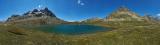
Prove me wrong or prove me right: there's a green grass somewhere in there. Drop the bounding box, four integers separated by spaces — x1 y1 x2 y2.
0 22 160 45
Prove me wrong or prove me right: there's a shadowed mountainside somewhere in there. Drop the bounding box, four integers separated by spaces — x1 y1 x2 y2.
6 7 66 25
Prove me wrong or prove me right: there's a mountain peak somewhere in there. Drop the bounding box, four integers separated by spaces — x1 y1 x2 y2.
6 7 59 23
106 6 144 21
44 7 49 11
40 7 56 17
117 6 130 12
22 7 56 17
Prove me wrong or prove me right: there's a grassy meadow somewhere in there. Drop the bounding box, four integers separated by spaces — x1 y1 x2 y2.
0 21 160 45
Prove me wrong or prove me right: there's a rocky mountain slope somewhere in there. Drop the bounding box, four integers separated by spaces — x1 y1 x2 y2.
6 7 66 25
106 6 144 21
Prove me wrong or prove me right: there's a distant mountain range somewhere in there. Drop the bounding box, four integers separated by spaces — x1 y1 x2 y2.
83 6 160 24
6 7 66 25
5 7 160 25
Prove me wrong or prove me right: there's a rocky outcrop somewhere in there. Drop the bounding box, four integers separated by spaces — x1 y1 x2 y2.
6 7 66 24
106 6 144 21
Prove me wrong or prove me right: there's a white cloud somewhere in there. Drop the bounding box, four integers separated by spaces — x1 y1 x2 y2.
38 5 42 8
80 3 85 6
157 13 160 16
77 0 81 4
77 0 85 6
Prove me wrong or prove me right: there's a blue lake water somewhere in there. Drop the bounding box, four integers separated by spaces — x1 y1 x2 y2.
34 24 110 35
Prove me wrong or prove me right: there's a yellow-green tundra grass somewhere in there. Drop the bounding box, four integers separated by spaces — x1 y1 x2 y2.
0 22 160 45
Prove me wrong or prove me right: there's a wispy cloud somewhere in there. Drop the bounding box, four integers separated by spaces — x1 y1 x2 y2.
77 0 81 4
77 0 85 6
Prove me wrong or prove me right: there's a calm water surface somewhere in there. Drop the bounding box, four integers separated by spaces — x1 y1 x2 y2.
34 24 110 35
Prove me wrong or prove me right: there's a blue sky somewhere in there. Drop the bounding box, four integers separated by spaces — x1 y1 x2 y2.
0 0 160 21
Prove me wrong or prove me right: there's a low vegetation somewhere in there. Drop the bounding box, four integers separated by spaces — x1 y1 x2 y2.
0 21 160 45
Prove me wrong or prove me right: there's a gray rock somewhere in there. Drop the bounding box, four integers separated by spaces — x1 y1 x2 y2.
6 7 66 25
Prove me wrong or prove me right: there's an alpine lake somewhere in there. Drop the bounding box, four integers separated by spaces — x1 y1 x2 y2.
29 24 111 35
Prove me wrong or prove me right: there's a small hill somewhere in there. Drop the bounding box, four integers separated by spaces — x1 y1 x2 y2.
6 7 66 25
82 17 104 23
